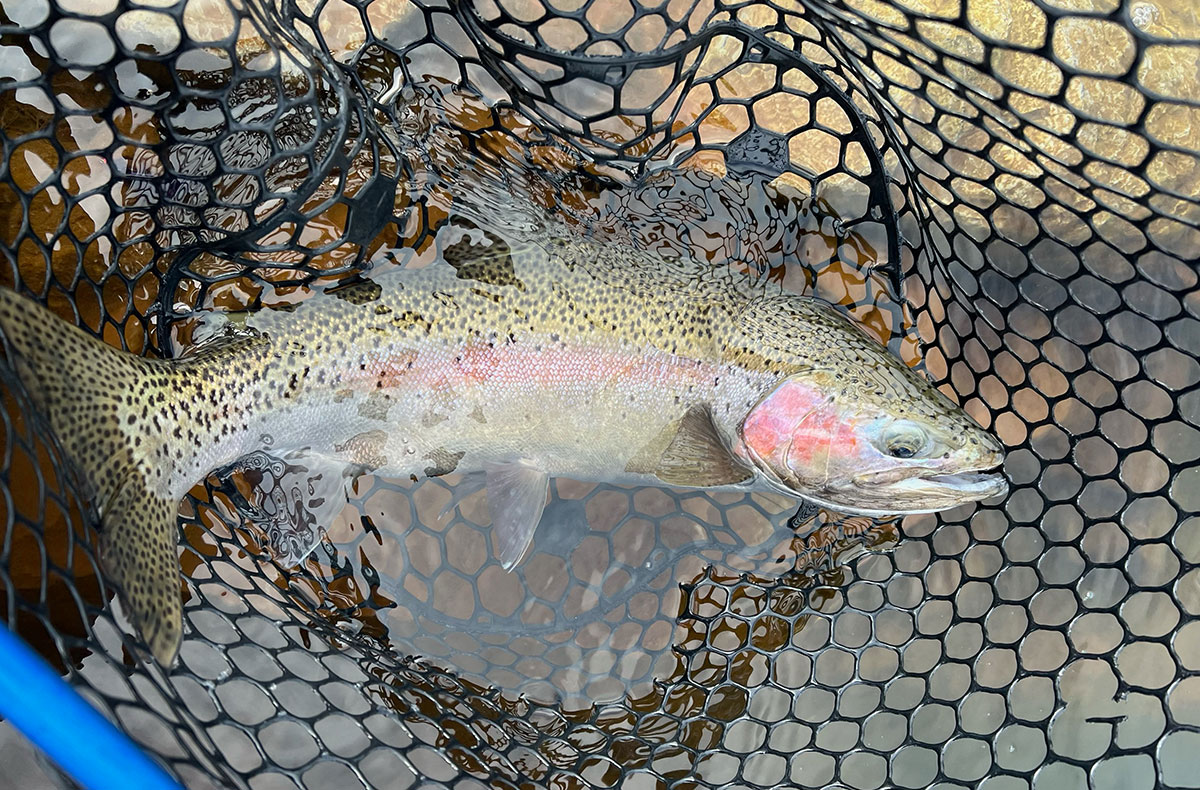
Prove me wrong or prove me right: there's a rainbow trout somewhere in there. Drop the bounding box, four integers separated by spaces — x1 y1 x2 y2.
0 225 1005 665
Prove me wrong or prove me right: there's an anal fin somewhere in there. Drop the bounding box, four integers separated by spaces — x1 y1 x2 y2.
484 460 549 570
101 472 183 667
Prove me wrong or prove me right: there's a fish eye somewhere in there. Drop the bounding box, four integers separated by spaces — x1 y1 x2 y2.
882 422 929 459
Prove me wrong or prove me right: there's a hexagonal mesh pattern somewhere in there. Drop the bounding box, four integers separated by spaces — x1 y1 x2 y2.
1 0 1197 788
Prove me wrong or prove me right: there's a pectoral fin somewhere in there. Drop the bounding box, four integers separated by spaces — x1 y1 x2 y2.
484 460 550 570
628 404 754 487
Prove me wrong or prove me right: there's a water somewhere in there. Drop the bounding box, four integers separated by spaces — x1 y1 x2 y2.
1 1 1196 787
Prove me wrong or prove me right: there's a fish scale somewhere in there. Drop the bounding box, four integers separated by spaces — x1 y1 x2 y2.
0 222 1003 666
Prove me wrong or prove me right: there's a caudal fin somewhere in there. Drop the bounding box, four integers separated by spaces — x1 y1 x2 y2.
0 289 184 665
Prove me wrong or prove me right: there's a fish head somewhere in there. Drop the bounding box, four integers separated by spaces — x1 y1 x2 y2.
735 371 1007 515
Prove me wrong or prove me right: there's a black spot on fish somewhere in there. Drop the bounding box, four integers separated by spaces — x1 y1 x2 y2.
470 287 505 303
391 311 431 333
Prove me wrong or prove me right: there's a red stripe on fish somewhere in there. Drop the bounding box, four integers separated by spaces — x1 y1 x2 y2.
359 340 714 398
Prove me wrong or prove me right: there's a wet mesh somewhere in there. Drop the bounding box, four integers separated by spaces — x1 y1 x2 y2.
1 0 1198 788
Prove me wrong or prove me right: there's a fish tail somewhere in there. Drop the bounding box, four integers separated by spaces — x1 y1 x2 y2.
0 289 184 665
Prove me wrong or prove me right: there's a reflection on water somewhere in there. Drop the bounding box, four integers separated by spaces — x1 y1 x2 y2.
0 29 914 357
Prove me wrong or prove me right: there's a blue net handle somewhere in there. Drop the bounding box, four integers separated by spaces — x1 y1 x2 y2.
0 623 181 790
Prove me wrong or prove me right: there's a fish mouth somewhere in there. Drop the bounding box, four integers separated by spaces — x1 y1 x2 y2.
888 471 1009 497
820 465 1009 515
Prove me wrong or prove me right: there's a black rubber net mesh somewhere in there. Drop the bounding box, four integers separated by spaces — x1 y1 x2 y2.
0 0 1198 787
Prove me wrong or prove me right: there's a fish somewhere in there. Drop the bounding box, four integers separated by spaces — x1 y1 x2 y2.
0 220 1006 666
